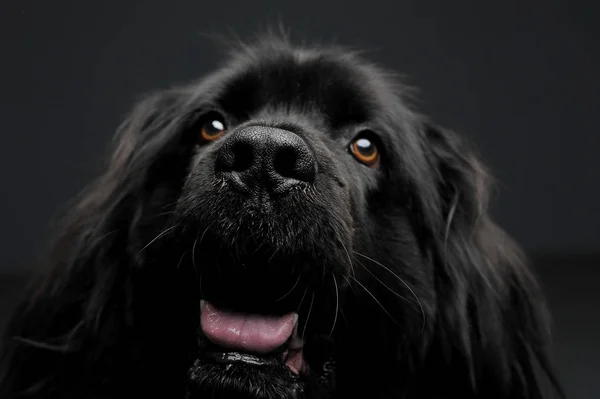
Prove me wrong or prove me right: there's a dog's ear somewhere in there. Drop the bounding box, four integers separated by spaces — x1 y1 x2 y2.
0 88 192 397
417 122 563 398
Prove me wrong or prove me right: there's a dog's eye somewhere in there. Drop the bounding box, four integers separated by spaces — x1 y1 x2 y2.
200 115 227 143
350 136 380 167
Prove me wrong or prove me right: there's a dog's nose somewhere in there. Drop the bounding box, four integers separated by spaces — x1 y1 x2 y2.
215 125 316 194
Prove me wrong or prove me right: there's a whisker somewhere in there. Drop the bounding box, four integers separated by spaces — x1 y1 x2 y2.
176 251 187 269
328 274 339 338
268 247 281 264
353 251 426 334
192 235 200 276
338 239 356 279
198 223 213 244
143 210 176 220
301 292 315 341
137 225 177 254
349 275 401 326
157 199 180 211
296 287 309 314
342 275 356 295
353 256 412 304
339 306 348 325
191 223 213 273
90 229 120 246
12 337 71 353
300 292 315 364
276 275 301 302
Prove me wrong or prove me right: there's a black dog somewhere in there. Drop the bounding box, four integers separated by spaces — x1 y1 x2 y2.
0 36 562 399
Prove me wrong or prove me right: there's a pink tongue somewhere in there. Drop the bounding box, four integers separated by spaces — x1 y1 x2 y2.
200 301 297 354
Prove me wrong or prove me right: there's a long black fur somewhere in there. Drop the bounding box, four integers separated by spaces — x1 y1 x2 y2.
0 34 563 399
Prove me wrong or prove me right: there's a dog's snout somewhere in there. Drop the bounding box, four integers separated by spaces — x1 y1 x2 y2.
215 126 316 193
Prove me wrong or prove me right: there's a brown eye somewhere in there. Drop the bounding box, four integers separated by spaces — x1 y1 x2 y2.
350 136 380 167
200 116 226 142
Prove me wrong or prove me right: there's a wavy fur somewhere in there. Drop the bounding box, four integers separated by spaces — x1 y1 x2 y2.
0 35 562 399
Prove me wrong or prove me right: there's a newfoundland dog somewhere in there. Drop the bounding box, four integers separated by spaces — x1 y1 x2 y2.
0 35 562 399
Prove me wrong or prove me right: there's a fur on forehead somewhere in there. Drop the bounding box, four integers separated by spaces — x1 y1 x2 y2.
186 35 418 129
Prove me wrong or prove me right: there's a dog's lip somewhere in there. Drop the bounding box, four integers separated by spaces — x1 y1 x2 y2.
201 346 306 375
205 351 281 367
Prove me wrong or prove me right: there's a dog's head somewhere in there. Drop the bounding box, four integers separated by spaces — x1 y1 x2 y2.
0 36 562 399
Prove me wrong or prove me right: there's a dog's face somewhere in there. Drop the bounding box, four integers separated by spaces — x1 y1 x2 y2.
172 43 425 398
0 38 561 399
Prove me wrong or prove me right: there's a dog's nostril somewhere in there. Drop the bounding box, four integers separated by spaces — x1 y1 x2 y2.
216 141 254 173
273 147 315 183
230 142 253 172
273 148 297 179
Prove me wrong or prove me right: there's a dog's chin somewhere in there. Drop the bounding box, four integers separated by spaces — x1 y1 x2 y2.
186 356 304 399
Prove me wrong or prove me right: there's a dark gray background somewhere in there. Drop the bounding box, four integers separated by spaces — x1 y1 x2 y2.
0 1 598 398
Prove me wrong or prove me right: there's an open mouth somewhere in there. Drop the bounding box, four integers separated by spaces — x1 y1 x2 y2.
186 274 338 398
198 300 307 375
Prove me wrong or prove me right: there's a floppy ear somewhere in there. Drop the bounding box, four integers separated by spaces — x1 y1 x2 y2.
416 122 563 398
0 88 196 398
